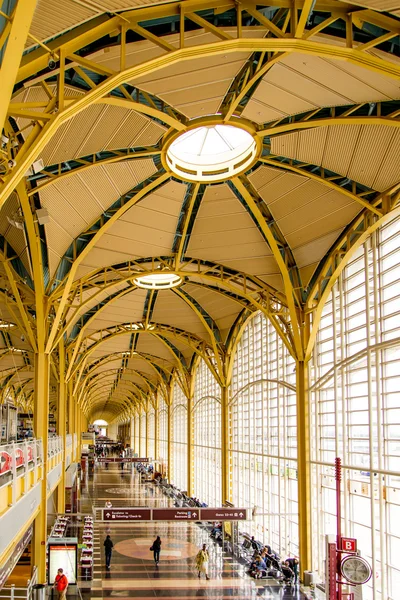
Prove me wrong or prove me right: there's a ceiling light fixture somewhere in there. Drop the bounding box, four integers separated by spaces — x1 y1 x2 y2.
133 272 182 290
165 123 258 183
0 320 16 329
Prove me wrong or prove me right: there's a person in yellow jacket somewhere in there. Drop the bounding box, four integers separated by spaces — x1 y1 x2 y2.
195 544 210 580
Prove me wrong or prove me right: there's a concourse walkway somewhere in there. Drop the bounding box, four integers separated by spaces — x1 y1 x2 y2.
77 463 309 600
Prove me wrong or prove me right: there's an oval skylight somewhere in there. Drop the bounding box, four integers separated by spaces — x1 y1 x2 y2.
166 124 257 182
133 272 182 290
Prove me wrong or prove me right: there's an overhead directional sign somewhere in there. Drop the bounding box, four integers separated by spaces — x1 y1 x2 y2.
103 508 151 521
153 508 199 521
201 508 247 521
100 507 248 521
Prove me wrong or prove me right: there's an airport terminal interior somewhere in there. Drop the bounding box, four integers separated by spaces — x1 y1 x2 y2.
0 0 399 599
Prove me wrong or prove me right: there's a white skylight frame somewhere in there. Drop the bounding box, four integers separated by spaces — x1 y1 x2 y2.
133 272 182 290
166 124 257 182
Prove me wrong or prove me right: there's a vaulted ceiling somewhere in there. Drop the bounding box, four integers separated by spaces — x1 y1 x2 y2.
1 0 400 422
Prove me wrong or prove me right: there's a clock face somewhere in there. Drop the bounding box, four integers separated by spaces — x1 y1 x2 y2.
340 556 372 585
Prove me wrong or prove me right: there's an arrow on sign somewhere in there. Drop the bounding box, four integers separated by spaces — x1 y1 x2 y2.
106 513 110 518
193 512 197 518
239 512 243 517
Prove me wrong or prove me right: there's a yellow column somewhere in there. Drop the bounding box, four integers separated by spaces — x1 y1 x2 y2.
32 351 50 584
138 411 142 455
57 340 66 513
220 384 231 504
187 393 194 495
296 359 311 577
0 0 38 133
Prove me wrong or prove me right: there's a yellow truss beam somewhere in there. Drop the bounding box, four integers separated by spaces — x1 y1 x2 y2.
0 0 37 133
4 37 400 211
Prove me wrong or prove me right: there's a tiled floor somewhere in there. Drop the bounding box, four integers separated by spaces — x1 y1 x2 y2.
75 463 311 600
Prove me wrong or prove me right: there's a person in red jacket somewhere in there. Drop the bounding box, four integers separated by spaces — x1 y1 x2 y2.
53 568 68 599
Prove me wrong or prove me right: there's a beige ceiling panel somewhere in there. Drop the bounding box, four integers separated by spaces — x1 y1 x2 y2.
241 98 286 124
75 161 140 206
300 263 319 289
250 79 317 116
246 165 282 190
39 121 73 166
46 176 105 225
221 256 279 276
296 127 328 166
257 171 305 205
95 233 172 256
194 212 260 235
78 247 145 275
322 125 361 175
280 54 392 103
76 105 129 157
270 132 298 159
43 105 105 165
161 80 230 110
265 63 350 108
105 110 153 149
133 121 167 147
276 191 356 236
195 198 245 219
347 125 396 189
152 290 209 339
292 228 344 268
373 129 400 191
285 204 361 248
324 57 400 99
29 0 95 46
120 205 179 231
268 180 332 220
188 227 265 251
258 274 284 291
179 99 225 119
183 284 243 319
89 42 165 72
193 241 273 263
127 159 158 187
135 335 180 364
106 219 175 248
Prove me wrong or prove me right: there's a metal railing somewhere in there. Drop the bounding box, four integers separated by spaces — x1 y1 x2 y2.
0 567 38 600
47 436 63 458
0 440 43 488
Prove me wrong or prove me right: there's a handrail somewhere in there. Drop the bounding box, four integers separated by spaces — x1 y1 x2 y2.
0 440 43 485
0 567 38 600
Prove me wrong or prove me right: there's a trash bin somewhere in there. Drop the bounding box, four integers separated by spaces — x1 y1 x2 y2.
303 571 314 586
32 583 47 600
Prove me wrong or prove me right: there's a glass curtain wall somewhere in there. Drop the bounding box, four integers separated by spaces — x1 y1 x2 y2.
140 413 146 457
193 359 222 506
230 312 298 557
310 216 400 600
158 392 168 472
171 381 188 491
147 408 155 461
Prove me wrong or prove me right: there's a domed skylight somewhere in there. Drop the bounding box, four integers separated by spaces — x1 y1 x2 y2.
166 124 257 182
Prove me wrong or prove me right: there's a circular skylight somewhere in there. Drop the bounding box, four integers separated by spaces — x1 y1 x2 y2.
133 272 182 290
166 124 257 182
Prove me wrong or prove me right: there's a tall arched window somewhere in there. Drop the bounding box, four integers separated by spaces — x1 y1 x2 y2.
230 312 298 557
310 216 400 600
147 408 155 461
193 359 221 506
158 392 168 473
140 413 146 457
172 381 188 491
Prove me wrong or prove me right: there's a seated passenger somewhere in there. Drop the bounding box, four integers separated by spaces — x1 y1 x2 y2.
281 561 295 583
251 555 267 579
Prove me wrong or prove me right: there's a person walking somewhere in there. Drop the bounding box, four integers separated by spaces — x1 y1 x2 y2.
104 534 114 570
53 568 68 599
151 535 162 565
195 544 210 580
